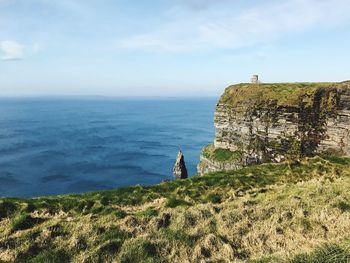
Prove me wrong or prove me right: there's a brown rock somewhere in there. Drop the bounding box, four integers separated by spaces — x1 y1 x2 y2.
173 151 188 179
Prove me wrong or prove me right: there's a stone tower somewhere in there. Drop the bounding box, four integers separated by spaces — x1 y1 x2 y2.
251 75 259 84
173 151 188 179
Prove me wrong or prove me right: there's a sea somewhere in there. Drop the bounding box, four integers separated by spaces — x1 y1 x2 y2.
0 97 217 197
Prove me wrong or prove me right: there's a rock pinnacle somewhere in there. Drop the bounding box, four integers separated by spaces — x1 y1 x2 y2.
173 151 188 179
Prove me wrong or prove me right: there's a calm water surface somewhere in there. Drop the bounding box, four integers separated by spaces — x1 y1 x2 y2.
0 98 216 197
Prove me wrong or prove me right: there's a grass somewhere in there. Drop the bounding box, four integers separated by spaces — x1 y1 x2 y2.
219 82 350 112
29 250 70 263
11 213 45 232
335 201 350 213
136 208 159 218
101 226 129 242
0 156 350 262
114 208 128 219
160 228 198 247
118 238 160 263
288 242 350 263
165 198 192 208
204 193 222 204
0 201 18 220
202 144 242 162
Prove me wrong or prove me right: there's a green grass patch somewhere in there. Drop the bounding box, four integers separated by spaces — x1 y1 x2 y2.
11 213 46 232
136 208 158 218
322 155 350 165
161 228 198 246
29 249 70 263
87 237 126 262
102 226 129 242
299 218 313 232
289 242 350 263
0 200 19 219
115 208 128 219
1 156 348 212
335 201 350 213
119 238 160 263
202 144 242 162
204 193 222 204
165 197 192 208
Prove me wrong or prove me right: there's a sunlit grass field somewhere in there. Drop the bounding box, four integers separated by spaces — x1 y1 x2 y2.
1 156 350 262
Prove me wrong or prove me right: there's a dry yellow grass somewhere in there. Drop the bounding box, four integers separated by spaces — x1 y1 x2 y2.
0 157 350 262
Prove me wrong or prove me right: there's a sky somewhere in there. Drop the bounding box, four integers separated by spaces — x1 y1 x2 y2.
0 0 350 97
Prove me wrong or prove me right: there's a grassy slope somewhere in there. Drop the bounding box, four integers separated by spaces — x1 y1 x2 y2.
0 156 350 262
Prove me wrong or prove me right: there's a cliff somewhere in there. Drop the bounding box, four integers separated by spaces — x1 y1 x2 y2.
198 81 350 174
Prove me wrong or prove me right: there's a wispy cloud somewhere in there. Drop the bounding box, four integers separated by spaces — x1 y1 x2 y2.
0 40 24 60
120 0 350 52
0 40 42 60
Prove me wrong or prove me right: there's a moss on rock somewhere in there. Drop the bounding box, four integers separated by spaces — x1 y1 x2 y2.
202 144 243 162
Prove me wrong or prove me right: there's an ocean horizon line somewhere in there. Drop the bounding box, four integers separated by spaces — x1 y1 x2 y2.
0 95 218 100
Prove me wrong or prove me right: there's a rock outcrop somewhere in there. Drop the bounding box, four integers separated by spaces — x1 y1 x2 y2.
173 151 188 179
198 81 350 175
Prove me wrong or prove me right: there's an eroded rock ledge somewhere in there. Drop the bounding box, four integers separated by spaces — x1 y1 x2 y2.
198 81 350 175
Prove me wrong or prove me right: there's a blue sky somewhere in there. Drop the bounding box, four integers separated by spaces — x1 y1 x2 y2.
0 0 350 97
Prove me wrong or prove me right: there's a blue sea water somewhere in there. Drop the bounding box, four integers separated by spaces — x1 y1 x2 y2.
0 97 217 197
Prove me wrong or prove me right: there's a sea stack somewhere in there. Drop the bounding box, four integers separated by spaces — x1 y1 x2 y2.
173 151 188 179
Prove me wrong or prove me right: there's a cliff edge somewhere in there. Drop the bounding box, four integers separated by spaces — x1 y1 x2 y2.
198 81 350 174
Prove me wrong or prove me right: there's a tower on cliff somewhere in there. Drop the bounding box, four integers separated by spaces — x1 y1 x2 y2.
251 75 259 84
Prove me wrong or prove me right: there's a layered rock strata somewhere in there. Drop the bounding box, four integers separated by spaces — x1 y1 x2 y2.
198 81 350 175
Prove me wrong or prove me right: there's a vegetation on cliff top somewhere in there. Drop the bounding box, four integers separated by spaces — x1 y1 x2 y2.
219 81 350 111
1 156 350 262
202 143 242 162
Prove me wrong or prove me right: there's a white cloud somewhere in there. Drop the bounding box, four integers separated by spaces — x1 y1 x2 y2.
0 40 43 61
120 0 350 52
0 40 24 60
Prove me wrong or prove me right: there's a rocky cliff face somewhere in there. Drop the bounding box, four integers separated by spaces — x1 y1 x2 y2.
198 81 350 174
